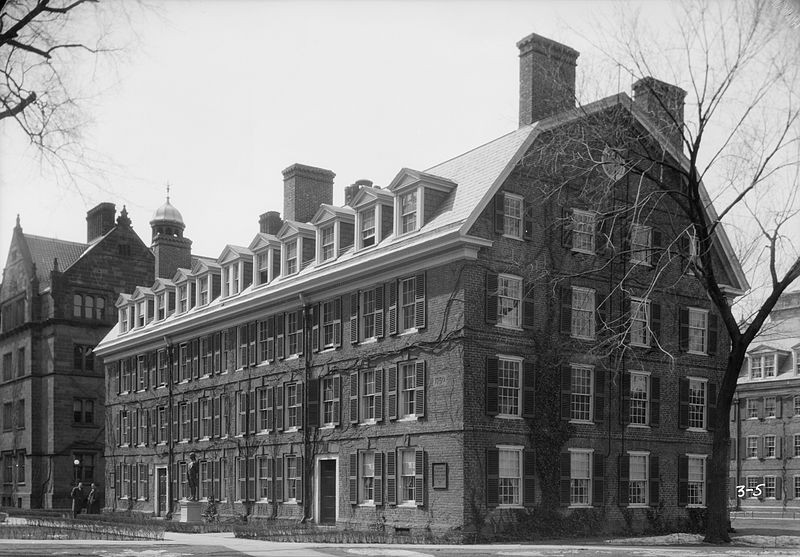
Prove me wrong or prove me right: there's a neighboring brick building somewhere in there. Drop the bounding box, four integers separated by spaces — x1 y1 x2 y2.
0 206 153 508
94 33 748 533
730 291 800 509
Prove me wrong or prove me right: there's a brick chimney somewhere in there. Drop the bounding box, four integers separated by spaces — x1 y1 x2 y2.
282 164 335 223
517 33 579 126
259 211 283 234
86 202 116 242
632 77 686 152
345 179 372 207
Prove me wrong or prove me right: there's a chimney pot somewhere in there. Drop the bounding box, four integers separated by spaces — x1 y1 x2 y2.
86 202 116 242
259 211 283 235
517 33 579 126
282 163 335 223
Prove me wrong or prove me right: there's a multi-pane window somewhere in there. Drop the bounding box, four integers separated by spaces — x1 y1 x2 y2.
236 457 255 502
362 289 376 339
180 403 190 441
257 457 270 500
399 449 416 503
747 399 758 418
136 300 146 327
237 392 248 435
630 225 652 264
156 293 166 320
497 275 522 328
497 357 521 417
795 395 800 416
138 463 148 499
400 277 416 331
570 365 593 422
361 451 375 503
72 398 94 426
287 312 302 356
320 225 335 261
178 285 188 313
795 477 800 499
498 447 522 506
201 398 211 438
765 355 776 377
258 319 274 363
400 362 417 418
16 348 24 377
746 436 758 458
630 298 650 347
361 369 377 421
73 294 105 319
569 450 592 506
688 379 706 429
285 455 299 501
257 252 269 285
628 453 648 506
119 307 129 332
119 410 129 445
503 194 523 239
322 377 336 426
765 397 777 418
687 308 708 354
286 240 298 275
286 383 300 429
360 208 376 248
764 476 776 498
199 276 209 305
257 388 269 432
629 372 649 425
73 344 95 372
687 455 706 506
1 353 10 381
764 435 776 458
571 210 596 253
158 407 167 443
400 191 417 234
322 300 337 348
750 354 778 379
1 403 11 431
571 287 595 339
792 434 800 458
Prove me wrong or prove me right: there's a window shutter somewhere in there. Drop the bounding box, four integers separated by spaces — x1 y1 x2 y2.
296 309 305 356
523 450 536 506
707 383 717 431
374 368 384 422
386 450 397 506
192 400 199 440
266 458 274 503
387 281 398 335
350 292 359 345
559 452 571 506
311 304 320 353
307 378 319 428
275 386 284 432
494 193 505 235
651 229 662 262
559 286 572 334
172 403 179 441
249 391 257 434
649 456 660 506
387 366 398 421
333 297 342 347
296 382 304 431
349 453 358 505
275 456 283 502
560 364 572 420
522 281 535 329
776 396 783 419
486 357 499 416
678 378 689 429
650 376 660 427
594 370 605 424
592 454 604 507
149 407 157 445
776 435 783 459
265 386 274 433
595 291 607 335
485 273 498 325
295 456 303 503
375 286 385 338
415 361 426 418
414 273 426 329
561 207 573 248
414 448 425 507
522 361 535 418
486 449 499 508
708 313 719 355
276 313 285 360
618 455 629 506
332 375 341 426
621 373 631 425
115 462 121 495
678 308 689 351
523 200 534 241
349 372 359 424
374 452 384 506
249 322 257 366
776 477 783 500
650 302 661 346
192 339 200 379
677 455 688 506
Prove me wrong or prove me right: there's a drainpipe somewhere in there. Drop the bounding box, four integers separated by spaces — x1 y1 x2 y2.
164 337 175 519
300 294 312 523
734 396 741 511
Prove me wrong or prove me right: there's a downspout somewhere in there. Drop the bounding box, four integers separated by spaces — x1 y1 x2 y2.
734 396 741 511
300 294 312 523
164 337 175 519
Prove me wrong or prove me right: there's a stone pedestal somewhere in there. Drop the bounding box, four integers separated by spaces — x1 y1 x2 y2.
180 500 202 523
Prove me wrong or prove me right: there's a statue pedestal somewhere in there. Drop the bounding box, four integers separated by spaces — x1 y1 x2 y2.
180 500 202 523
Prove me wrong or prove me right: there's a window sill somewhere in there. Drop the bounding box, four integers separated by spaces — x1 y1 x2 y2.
358 502 376 507
399 329 419 336
178 440 189 445
397 502 417 508
361 338 378 345
687 504 706 509
320 347 337 353
627 424 651 429
285 355 299 361
495 324 523 332
498 504 525 509
687 427 707 433
687 350 707 356
360 419 379 426
398 416 418 423
570 419 595 425
496 415 523 420
501 233 523 241
285 427 299 433
571 248 596 256
569 503 592 509
571 334 596 341
630 342 650 349
319 425 336 430
628 504 649 509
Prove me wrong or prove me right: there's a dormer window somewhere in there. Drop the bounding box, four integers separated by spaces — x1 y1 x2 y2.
749 353 777 379
198 276 209 306
251 244 281 286
400 190 418 234
320 225 335 262
178 285 188 313
136 300 145 328
156 293 166 320
256 253 269 284
360 209 376 247
286 240 298 275
119 307 129 333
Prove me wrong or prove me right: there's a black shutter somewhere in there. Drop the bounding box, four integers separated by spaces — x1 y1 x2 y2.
386 450 397 506
678 378 689 429
486 357 499 416
559 286 572 335
708 313 719 355
333 297 342 347
677 455 688 506
559 452 571 506
650 376 660 427
594 369 605 423
275 456 283 503
413 273 426 330
276 313 285 360
265 387 274 433
387 366 398 421
523 450 536 506
349 372 359 424
678 308 689 351
275 385 284 432
560 364 572 420
486 449 499 508
307 378 319 428
486 273 498 325
374 286 385 338
374 452 384 506
618 455 629 507
650 302 661 346
707 382 717 431
522 281 535 329
414 361 426 418
311 304 320 353
350 292 359 345
561 207 573 248
621 373 631 425
494 192 505 235
592 454 604 507
374 368 384 422
649 456 660 507
414 448 425 507
523 200 534 241
387 280 398 336
651 229 662 263
522 361 535 418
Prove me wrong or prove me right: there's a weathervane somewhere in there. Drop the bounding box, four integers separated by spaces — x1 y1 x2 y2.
166 182 171 203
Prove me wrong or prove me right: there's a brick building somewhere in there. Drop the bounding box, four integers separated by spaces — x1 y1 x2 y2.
730 291 800 509
0 205 153 508
94 33 748 533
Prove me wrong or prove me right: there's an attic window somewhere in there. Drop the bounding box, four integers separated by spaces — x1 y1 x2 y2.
399 190 418 234
360 209 376 247
320 225 335 261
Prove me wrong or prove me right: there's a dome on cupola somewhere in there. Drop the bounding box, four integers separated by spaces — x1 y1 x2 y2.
150 186 186 239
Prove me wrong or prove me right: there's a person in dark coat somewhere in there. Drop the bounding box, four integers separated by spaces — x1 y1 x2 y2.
86 483 100 514
70 482 85 518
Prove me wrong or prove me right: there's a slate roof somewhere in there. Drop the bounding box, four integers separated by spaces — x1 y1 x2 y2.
23 233 88 289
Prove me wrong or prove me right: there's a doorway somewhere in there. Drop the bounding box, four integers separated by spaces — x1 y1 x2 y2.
318 459 337 525
156 467 167 516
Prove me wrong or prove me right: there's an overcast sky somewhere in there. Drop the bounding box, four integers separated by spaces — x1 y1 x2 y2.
0 0 733 272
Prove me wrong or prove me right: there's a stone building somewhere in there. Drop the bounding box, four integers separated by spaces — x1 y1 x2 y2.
0 205 153 508
730 291 800 509
94 33 748 533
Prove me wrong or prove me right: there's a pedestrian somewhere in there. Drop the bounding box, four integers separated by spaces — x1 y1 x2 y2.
70 482 85 518
86 483 99 514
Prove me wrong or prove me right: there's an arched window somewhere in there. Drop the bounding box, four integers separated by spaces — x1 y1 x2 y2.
73 295 83 317
95 297 105 320
84 296 94 319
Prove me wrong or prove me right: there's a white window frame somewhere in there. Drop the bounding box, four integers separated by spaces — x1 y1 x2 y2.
629 371 650 427
570 364 594 423
285 455 299 502
503 193 524 240
399 276 417 332
571 286 595 340
496 274 522 329
321 300 336 349
746 399 758 419
360 451 375 505
119 307 129 333
571 209 596 254
178 285 188 313
360 369 377 422
627 451 649 507
630 298 651 347
794 434 800 458
630 224 652 265
286 383 300 430
764 476 777 499
764 435 776 458
358 206 377 249
687 377 707 430
198 275 209 306
687 308 708 355
361 289 377 340
255 251 270 286
746 436 758 458
497 445 523 508
764 396 777 418
399 448 416 505
496 356 523 418
397 188 422 235
319 223 336 263
569 448 593 507
399 361 417 419
284 239 299 276
795 476 800 499
321 376 336 427
686 453 707 507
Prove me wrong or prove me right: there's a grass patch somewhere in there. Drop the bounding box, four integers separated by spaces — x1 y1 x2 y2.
232 520 462 544
0 517 164 541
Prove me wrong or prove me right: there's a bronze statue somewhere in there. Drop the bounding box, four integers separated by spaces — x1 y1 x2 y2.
187 453 199 501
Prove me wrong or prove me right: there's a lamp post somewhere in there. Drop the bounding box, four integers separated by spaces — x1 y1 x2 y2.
73 459 81 484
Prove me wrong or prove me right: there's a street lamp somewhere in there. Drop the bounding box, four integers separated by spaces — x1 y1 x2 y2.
73 459 80 484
